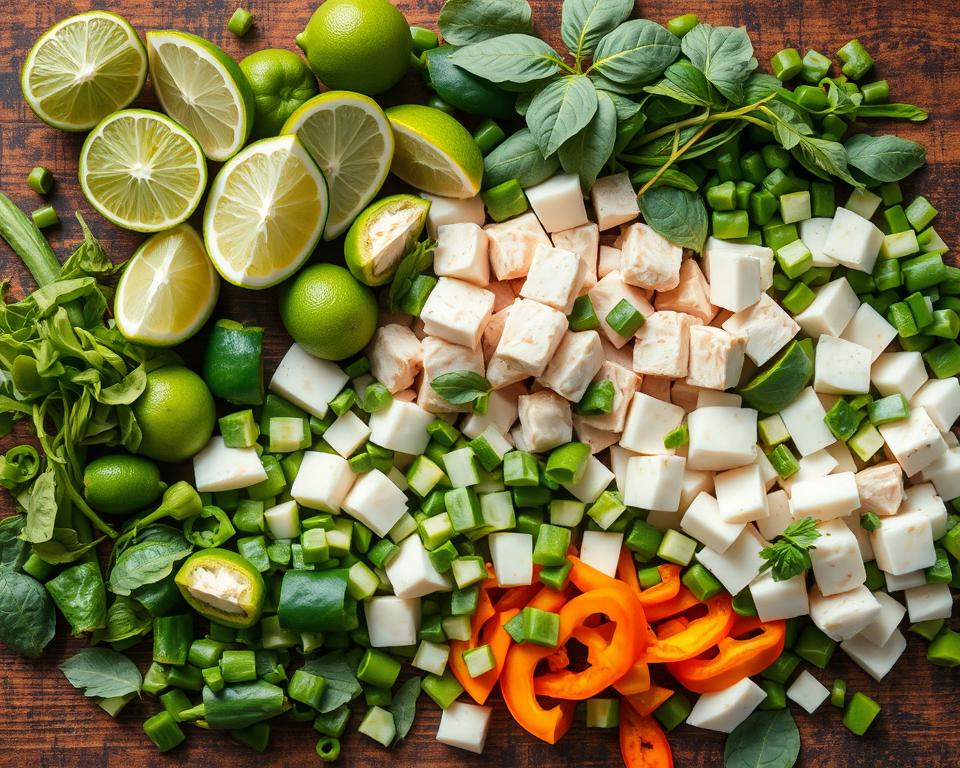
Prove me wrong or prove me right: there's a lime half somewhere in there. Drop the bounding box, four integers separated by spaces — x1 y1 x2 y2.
203 135 329 289
115 224 219 346
79 109 207 233
283 91 394 240
21 11 147 132
344 194 430 286
147 30 254 162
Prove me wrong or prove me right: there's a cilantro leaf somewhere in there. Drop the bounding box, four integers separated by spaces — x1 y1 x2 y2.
758 517 821 582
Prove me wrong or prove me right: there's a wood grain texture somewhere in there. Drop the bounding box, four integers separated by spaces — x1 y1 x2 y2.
1 0 959 766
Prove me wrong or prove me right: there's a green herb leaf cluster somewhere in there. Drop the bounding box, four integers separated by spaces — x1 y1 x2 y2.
758 517 821 582
430 371 492 404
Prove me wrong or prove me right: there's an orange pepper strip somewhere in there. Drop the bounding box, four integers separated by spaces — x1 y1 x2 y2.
642 595 735 664
643 586 700 623
637 565 683 608
624 686 675 717
568 556 648 659
667 616 786 693
492 582 543 612
448 586 500 703
616 548 644 598
546 646 570 673
501 642 576 744
526 585 568 612
613 659 652 695
655 617 689 639
620 700 674 768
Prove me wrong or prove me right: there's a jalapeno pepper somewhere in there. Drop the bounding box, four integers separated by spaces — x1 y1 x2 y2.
642 595 735 664
620 702 674 768
175 549 265 629
501 641 576 744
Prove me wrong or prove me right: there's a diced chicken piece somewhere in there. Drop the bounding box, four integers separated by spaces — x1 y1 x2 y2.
573 417 620 454
538 330 604 402
779 449 839 494
809 519 867 596
421 193 485 239
587 271 655 348
578 361 638 433
904 582 953 623
520 243 586 311
579 530 624 578
755 489 795 542
562 454 615 503
270 344 349 418
814 336 872 395
871 351 928 399
799 217 838 267
686 326 747 391
485 353 529 390
419 277 494 350
517 390 572 453
552 223 599 290
879 407 947 477
840 303 897 362
365 596 420 648
599 335 634 370
194 437 268 492
487 280 517 312
481 303 513 364
367 324 423 394
590 173 640 231
794 278 859 338
687 406 758 472
385 533 451 598
911 378 960 433
855 462 904 516
620 392 685 455
433 223 490 286
418 336 485 414
823 207 884 273
786 671 831 714
722 293 799 366
485 213 551 281
619 223 682 292
623 455 686 511
655 258 716 324
633 311 701 379
597 245 621 279
525 173 589 233
809 584 882 642
436 702 492 755
494 298 568 377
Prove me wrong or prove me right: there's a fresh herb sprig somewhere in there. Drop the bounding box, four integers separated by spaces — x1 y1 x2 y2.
758 517 821 582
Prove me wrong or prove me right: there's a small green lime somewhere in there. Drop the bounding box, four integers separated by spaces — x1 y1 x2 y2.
83 454 166 516
240 49 318 139
739 339 814 414
132 366 216 462
344 194 430 286
203 320 265 405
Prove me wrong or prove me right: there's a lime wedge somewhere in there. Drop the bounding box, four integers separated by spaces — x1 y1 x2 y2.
115 224 219 346
385 104 484 199
79 109 207 233
739 339 814 414
344 194 430 286
282 91 394 240
21 11 147 132
146 30 254 162
203 135 328 289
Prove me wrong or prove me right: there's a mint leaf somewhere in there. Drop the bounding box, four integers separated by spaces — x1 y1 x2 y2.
561 0 633 63
527 75 598 156
590 19 680 89
438 0 532 46
451 34 564 85
430 371 492 405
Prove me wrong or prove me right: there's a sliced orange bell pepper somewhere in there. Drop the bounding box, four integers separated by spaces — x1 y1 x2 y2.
613 658 652 695
667 615 786 693
643 586 700 623
546 646 570 673
624 685 675 717
448 586 501 704
642 595 735 664
501 641 575 744
568 556 647 659
616 548 643 598
526 585 568 612
620 701 674 768
493 583 542 612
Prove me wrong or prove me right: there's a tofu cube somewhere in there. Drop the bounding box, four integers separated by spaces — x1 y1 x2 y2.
786 671 830 714
859 591 906 647
904 582 953 622
687 406 758 471
193 437 268 492
369 399 435 454
436 702 492 754
520 243 586 311
368 324 423 394
619 392 685 455
579 530 624 578
587 271 655 348
462 385 522 438
722 293 799 366
494 298 568 376
871 351 929 399
291 451 357 512
884 569 927 592
655 258 717 324
840 303 897 363
488 532 533 586
385 533 453 599
562 454 615 503
572 417 620 454
597 244 621 279
552 223 599 289
901 482 949 539
342 468 409 536
871 509 937 575
799 217 838 267
421 193 485 239
695 525 767 595
680 492 745 554
526 173 589 233
911 377 960 433
578 361 638 433
756 489 794 540
620 223 682 291
779 387 836 457
855 462 904 516
793 278 860 338
813 336 872 395
419 277 495 349
633 311 700 378
749 570 810 622
270 343 349 418
485 353 529 390
623 455 686 511
703 238 774 292
809 584 882 641
840 629 907 682
538 330 604 401
809 519 866 596
789 472 860 522
879 406 947 476
366 596 420 648
434 223 489 286
707 249 762 312
485 212 550 280
323 410 372 458
591 173 640 231
517 390 572 453
823 207 885 273
686 678 767 733
686 326 747 391
779 449 838 494
714 463 769 523
419 335 485 414
921 448 960 507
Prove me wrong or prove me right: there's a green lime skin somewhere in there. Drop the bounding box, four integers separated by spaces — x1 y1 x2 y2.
83 453 166 516
240 49 318 139
175 548 265 628
203 319 265 405
131 366 216 463
424 45 517 120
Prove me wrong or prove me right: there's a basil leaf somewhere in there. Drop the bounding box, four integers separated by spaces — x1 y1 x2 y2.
430 371 492 405
46 560 107 636
561 0 633 62
391 676 421 744
484 128 561 188
438 0 532 45
60 647 142 699
19 464 57 544
31 527 105 565
107 532 193 596
302 652 363 713
0 569 56 657
450 34 564 85
856 103 928 121
100 595 153 643
590 20 679 90
743 73 781 103
724 709 801 768
639 186 708 252
681 23 758 104
527 75 599 156
630 167 700 192
559 90 618 189
844 134 927 182
0 514 27 571
823 80 862 115
793 136 860 186
657 60 716 106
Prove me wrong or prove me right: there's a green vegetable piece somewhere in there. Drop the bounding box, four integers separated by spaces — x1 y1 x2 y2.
776 239 813 279
781 282 816 314
202 679 286 729
732 589 758 617
795 625 837 669
758 679 786 710
544 442 589 484
421 669 463 709
843 692 881 735
143 710 185 752
706 180 737 211
567 294 600 331
153 614 192 666
503 450 539 487
739 339 813 413
836 39 874 80
27 166 54 195
277 569 357 633
761 650 801 684
866 394 910 426
666 13 699 37
228 7 253 36
31 204 58 229
801 49 832 83
576 379 615 415
625 519 664 562
533 523 571 567
539 559 573 591
45 561 107 636
905 195 938 230
657 529 697 566
654 690 691 730
681 564 724 601
824 399 866 441
175 548 265 629
924 341 960 378
712 209 749 239
909 619 946 641
771 47 803 80
472 119 505 155
482 179 528 222
221 649 257 683
605 298 645 336
749 189 779 226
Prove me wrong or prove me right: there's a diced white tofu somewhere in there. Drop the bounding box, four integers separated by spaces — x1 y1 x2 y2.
323 411 371 458
270 343 349 418
901 483 949 539
696 525 767 595
193 437 268 492
633 311 700 378
462 384 522 438
702 238 774 292
714 463 769 523
436 701 492 754
620 223 682 292
749 570 810 622
809 518 866 596
421 193 485 239
756 490 794 540
572 417 620 454
494 298 568 376
779 387 835 457
859 591 906 647
840 629 907 681
655 258 717 324
681 492 744 553
884 569 927 592
904 582 953 622
754 448 779 491
722 293 799 367
687 406 758 471
538 330 604 402
517 390 572 453
591 173 640 231
597 244 621 279
879 407 947 476
871 351 928 399
790 472 860 522
799 217 838 267
386 533 453 599
921 448 960 505
814 336 872 395
368 324 423 394
686 326 746 391
562 454 615 503
434 223 490 286
488 532 533 586
520 243 586 311
419 277 494 349
291 451 357 512
911 378 960 433
419 335 485 414
623 455 686 511
707 249 761 312
793 278 859 338
588 271 655 348
342 468 408 536
855 462 904 516
871 508 937 575
686 678 767 733
579 530 624 578
780 449 839 494
786 671 830 714
845 512 876 562
620 392 685 455
679 467 715 512
809 584 882 641
264 500 299 539
840 303 897 363
552 223 599 289
485 213 550 281
366 596 420 648
823 207 885 273
369 399 434 454
525 173 588 233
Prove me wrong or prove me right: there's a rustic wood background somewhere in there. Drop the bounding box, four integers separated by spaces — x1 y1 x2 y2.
1 0 959 765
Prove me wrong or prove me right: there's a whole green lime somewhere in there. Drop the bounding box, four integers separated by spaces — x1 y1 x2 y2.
132 366 216 462
240 49 318 139
295 0 411 96
83 454 166 516
279 263 378 360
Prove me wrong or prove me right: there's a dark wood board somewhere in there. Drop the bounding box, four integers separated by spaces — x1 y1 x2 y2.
1 0 959 765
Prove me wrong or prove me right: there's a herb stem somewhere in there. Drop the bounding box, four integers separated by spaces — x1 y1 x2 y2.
637 122 715 197
632 96 775 148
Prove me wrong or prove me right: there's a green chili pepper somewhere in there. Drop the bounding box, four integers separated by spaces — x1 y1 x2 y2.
277 569 358 633
200 680 287 729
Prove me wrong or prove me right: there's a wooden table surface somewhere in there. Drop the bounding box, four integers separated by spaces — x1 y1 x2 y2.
1 0 959 765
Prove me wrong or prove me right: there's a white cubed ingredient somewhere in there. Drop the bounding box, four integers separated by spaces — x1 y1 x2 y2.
619 392 685 455
884 569 927 592
572 418 619 454
826 441 858 475
579 362 638 433
264 501 300 539
517 390 572 453
859 591 906 647
814 336 872 395
697 391 742 409
488 532 533 587
291 451 357 512
790 472 860 522
756 490 794 540
525 173 589 233
823 207 885 273
695 526 767 596
686 326 747 391
323 411 371 458
597 244 622 279
686 678 767 734
722 293 799 366
562 454 615 503
368 324 423 394
342 469 409 536
494 298 568 375
749 570 810 622
809 584 882 641
707 249 761 312
434 223 490 286
779 449 839 494
421 193 485 239
270 343 349 418
436 701 492 755
786 671 830 714
369 399 435 454
714 463 769 523
901 483 949 539
620 223 682 292
679 467 715 512
921 448 960 505
366 596 420 648
911 377 960 433
538 330 604 402
413 640 450 676
588 271 655 348
591 173 640 231
840 303 897 363
579 530 624 578
386 533 453 599
799 217 838 267
419 277 494 349
904 582 953 622
623 455 686 512
553 222 599 289
779 387 835 457
871 351 928 398
855 462 904 516
793 278 859 338
462 385 521 438
418 336 485 414
633 311 700 378
840 629 907 682
520 243 586 311
871 508 937 576
485 219 547 281
485 354 528 390
681 492 744 554
687 406 758 471
754 448 779 491
702 238 774 293
608 443 634 495
845 512 876 562
655 258 717 324
193 437 268 492
879 407 947 477
809 518 866 596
